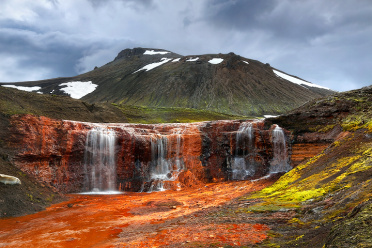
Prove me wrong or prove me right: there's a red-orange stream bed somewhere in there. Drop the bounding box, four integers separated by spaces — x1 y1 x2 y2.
0 180 272 247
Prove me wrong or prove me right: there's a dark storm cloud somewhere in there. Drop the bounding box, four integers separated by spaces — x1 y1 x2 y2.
0 0 371 91
200 0 372 91
204 0 276 30
203 0 333 41
0 28 86 80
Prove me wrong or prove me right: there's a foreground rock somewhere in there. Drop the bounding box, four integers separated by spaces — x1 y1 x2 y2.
0 158 64 218
0 174 21 185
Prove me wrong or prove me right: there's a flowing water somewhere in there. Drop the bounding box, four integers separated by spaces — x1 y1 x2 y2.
270 125 291 173
231 122 256 180
148 129 185 192
83 127 117 193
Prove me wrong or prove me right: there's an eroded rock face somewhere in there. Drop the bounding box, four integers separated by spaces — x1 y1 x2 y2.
8 115 296 193
8 115 91 192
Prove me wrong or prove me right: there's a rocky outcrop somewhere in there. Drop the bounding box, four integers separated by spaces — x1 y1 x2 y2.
8 115 91 192
7 115 296 193
0 174 21 185
325 199 372 247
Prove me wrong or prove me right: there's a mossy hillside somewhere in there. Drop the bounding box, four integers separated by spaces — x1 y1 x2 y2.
325 199 372 247
112 104 249 124
269 85 372 135
81 54 327 116
244 130 371 213
0 87 129 123
234 129 372 247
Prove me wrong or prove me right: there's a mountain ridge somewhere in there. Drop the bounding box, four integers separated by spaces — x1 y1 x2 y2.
0 47 335 116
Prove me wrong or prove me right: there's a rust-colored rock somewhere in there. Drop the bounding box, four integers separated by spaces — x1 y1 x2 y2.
6 114 315 194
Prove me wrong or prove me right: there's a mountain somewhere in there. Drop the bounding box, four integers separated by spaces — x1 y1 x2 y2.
0 47 334 116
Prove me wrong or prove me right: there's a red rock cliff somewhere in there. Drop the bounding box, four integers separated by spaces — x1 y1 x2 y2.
8 115 296 193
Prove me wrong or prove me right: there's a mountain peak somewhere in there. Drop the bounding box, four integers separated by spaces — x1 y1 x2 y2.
0 47 335 117
114 47 179 61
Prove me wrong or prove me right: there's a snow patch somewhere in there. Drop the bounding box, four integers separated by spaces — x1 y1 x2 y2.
172 58 181 62
242 61 249 64
144 50 170 55
59 81 98 99
208 58 224 64
133 58 172 73
264 115 278 118
1 85 41 92
186 57 199 62
273 69 330 90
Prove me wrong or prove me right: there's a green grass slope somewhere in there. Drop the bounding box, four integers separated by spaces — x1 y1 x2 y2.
0 87 246 124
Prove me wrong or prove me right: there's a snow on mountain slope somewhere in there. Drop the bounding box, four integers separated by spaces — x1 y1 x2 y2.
59 81 98 99
208 58 224 64
273 69 330 90
144 50 170 55
133 58 172 73
1 85 41 92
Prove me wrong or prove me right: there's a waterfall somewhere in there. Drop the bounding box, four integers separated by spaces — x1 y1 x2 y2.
270 125 291 173
231 122 256 180
151 136 171 181
83 127 117 192
148 129 184 192
173 128 185 173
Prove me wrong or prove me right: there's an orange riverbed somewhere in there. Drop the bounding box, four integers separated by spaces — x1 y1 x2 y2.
0 180 272 247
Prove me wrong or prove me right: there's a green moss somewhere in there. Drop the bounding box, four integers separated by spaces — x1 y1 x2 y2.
325 201 372 247
112 104 250 123
245 134 372 220
46 194 55 202
342 115 365 131
256 153 325 197
18 171 27 177
310 124 336 133
242 203 300 213
27 193 34 202
0 100 34 116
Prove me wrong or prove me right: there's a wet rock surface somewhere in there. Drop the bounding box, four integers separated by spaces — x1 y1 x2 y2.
6 116 293 194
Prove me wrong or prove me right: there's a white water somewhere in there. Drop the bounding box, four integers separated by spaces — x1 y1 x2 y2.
83 127 117 192
231 122 256 180
270 125 291 173
148 130 184 192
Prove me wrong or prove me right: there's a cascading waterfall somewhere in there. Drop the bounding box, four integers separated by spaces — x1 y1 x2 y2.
173 128 185 173
231 122 256 180
83 127 117 193
148 129 184 192
270 125 291 173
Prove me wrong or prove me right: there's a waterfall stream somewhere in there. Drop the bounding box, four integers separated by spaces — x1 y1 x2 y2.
148 129 184 192
231 122 256 180
269 125 291 173
79 121 290 193
83 127 117 193
231 122 291 180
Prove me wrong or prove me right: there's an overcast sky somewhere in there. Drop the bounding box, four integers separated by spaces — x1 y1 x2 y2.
0 0 371 92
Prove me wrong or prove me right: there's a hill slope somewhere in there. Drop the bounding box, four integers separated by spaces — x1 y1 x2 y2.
0 48 334 116
240 85 372 247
